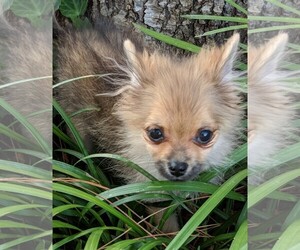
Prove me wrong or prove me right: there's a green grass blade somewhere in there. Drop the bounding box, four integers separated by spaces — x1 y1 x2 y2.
0 159 50 178
53 124 79 149
229 220 247 250
0 230 52 250
248 24 300 34
182 15 247 23
52 204 84 217
53 100 87 155
78 153 158 181
248 169 300 208
105 239 140 249
134 24 200 53
53 100 109 185
56 148 85 161
53 227 125 249
112 193 172 206
166 169 247 250
0 124 39 149
3 149 50 160
282 200 300 231
99 181 245 202
83 229 103 250
53 183 145 236
53 160 99 182
266 0 300 16
0 98 51 155
248 15 300 23
0 183 51 200
0 220 43 231
53 220 81 231
225 0 247 14
273 220 300 250
197 25 247 37
0 204 46 217
236 203 247 229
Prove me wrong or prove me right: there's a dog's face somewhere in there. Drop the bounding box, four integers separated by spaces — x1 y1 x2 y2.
140 71 221 181
115 35 242 182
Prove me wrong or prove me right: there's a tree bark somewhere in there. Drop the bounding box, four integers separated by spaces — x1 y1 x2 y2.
248 0 300 61
89 0 247 53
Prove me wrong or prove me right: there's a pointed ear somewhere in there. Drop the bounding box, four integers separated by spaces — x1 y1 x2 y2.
124 39 138 68
218 33 240 81
250 33 288 77
123 39 143 87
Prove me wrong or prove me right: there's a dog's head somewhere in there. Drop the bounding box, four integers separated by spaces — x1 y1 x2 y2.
115 35 242 182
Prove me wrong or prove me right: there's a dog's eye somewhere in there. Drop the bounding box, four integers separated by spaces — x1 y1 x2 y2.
195 129 213 144
147 128 164 143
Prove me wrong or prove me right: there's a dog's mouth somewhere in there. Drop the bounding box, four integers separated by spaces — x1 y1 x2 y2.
157 162 203 181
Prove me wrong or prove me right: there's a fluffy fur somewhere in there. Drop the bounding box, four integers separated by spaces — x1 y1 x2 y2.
55 21 243 185
248 34 296 184
0 15 52 145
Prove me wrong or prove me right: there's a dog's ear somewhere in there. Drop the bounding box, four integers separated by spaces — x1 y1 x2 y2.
218 33 240 81
249 33 288 79
123 39 151 87
123 39 140 87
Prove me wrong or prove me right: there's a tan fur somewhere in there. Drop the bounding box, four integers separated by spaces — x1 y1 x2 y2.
248 34 296 183
55 28 242 183
55 25 243 231
0 17 52 145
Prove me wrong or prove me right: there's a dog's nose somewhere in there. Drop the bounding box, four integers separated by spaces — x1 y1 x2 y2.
168 161 188 177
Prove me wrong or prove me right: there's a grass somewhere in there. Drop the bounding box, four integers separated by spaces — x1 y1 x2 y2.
53 97 247 249
0 98 52 249
1 0 299 249
247 1 300 249
52 1 248 249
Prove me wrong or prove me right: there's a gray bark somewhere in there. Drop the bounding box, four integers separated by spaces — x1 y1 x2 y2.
90 0 247 53
249 0 300 44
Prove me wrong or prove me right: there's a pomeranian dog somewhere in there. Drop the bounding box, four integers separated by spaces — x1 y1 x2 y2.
248 33 296 184
55 20 243 231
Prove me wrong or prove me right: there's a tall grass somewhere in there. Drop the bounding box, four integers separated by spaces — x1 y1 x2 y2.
0 96 52 249
248 0 300 248
52 1 247 249
0 1 53 248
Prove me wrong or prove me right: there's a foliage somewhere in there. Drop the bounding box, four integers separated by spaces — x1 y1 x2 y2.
52 1 247 250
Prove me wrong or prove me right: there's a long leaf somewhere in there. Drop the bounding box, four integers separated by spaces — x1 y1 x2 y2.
99 181 245 202
0 183 51 200
273 220 300 250
134 24 200 53
0 159 50 178
0 204 46 217
182 15 247 23
53 183 145 236
0 230 51 250
248 169 300 208
83 229 103 250
229 220 247 250
0 98 51 155
166 169 247 250
197 25 247 37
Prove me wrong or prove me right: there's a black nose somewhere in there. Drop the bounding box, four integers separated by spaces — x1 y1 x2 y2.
168 161 188 177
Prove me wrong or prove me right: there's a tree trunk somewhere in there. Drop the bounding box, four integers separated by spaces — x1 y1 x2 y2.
89 0 247 53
